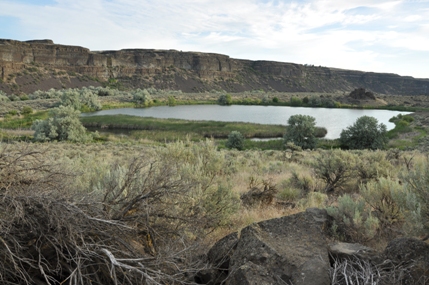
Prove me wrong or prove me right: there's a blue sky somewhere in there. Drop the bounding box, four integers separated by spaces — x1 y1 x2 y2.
1 0 429 78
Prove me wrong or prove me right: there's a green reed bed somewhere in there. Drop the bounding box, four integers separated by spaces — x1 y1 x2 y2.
0 111 49 129
80 114 286 142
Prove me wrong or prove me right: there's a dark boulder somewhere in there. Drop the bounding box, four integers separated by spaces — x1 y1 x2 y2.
226 208 332 285
382 237 429 284
349 88 376 100
195 232 238 285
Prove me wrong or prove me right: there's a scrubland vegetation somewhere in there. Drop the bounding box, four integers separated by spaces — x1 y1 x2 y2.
1 139 428 283
1 86 429 283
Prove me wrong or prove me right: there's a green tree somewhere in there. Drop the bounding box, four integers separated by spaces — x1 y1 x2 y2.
283 114 317 149
32 106 92 142
339 116 388 150
217 94 232 106
290 97 302 106
167 96 176 106
226 131 244 150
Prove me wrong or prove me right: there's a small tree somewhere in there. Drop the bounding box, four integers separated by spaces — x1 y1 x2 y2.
217 94 232 106
32 106 92 142
340 116 388 150
167 96 176 106
226 131 244 150
290 97 302 106
283 114 317 149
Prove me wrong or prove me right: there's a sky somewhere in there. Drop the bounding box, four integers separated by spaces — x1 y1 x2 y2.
1 0 429 78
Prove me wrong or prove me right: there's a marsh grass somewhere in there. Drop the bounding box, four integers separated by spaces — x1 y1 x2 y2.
0 111 49 129
81 115 286 141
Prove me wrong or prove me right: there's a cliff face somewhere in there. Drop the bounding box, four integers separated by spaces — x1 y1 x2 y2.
1 39 428 95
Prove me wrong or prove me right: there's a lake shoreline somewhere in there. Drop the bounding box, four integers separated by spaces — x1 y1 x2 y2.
82 105 411 139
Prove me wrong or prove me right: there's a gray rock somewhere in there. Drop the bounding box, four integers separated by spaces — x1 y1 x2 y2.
227 261 287 285
195 232 238 285
207 232 238 269
329 242 379 261
382 237 429 284
226 208 331 285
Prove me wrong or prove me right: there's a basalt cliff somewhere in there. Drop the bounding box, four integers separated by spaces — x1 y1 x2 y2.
1 39 428 95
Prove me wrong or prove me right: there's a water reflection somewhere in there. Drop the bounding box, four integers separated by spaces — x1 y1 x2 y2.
82 105 411 139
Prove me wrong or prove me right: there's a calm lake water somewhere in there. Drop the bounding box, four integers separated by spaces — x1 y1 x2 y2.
82 105 411 139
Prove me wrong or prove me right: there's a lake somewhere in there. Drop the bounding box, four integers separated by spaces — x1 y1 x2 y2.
82 105 411 139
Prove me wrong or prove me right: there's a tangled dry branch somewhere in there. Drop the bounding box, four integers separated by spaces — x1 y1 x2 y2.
330 255 425 285
0 144 206 284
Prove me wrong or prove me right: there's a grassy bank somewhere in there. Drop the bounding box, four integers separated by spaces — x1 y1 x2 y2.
0 111 48 129
81 115 286 142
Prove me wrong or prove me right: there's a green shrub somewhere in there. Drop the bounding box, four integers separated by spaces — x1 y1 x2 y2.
326 194 379 242
59 88 102 111
355 151 393 184
132 89 152 106
321 98 335 108
217 94 232 105
309 96 321 107
283 114 317 150
167 96 177 106
32 106 92 142
340 116 388 150
299 192 328 209
288 171 315 194
21 106 33 115
7 110 18 116
277 184 301 202
314 127 328 138
272 97 279 103
261 95 270 104
290 96 302 106
97 88 112 96
0 91 9 102
9 94 20 101
226 131 244 150
312 150 357 192
403 115 414 123
20 95 29 101
389 114 414 123
402 160 429 235
360 177 406 227
158 139 240 228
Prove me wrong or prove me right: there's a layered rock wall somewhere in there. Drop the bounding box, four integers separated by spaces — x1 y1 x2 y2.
1 39 428 95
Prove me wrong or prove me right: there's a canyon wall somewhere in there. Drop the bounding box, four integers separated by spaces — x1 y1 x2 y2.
1 39 428 95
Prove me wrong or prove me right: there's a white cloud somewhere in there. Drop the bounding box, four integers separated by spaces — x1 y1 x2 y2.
403 15 422 21
0 0 429 78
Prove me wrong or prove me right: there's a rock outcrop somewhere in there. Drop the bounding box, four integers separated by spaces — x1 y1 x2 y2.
349 87 376 100
1 39 429 95
198 211 429 285
383 237 429 284
197 208 332 285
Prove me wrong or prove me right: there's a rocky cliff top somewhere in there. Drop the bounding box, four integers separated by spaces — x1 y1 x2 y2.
1 39 428 95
